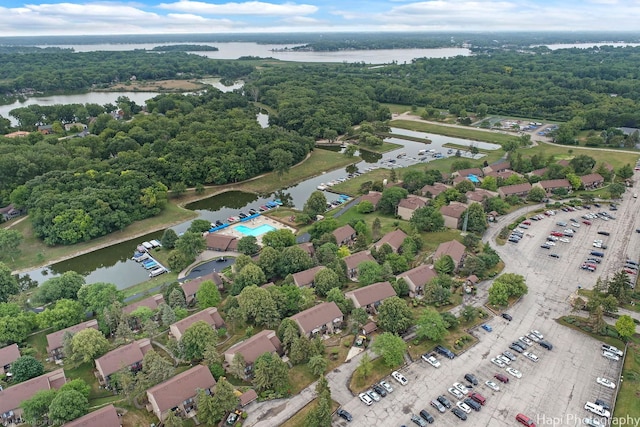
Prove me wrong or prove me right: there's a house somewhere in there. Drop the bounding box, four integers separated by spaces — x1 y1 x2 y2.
65 404 121 427
465 188 497 203
332 224 357 246
37 124 54 135
64 122 88 132
239 389 258 407
343 251 376 279
397 195 428 221
362 321 377 335
290 302 344 337
421 182 450 198
498 183 532 199
146 365 216 422
580 173 605 189
123 294 165 316
0 204 25 222
345 281 397 312
453 167 483 178
482 161 511 175
434 240 466 271
46 319 99 360
180 272 224 305
528 167 548 177
292 266 325 288
397 264 437 297
358 191 382 209
439 202 468 229
205 234 238 251
297 242 315 258
557 159 570 167
95 339 152 385
0 368 66 425
3 131 30 138
534 179 572 194
374 229 408 253
466 275 479 286
223 329 282 366
169 307 224 341
487 170 520 181
0 344 20 375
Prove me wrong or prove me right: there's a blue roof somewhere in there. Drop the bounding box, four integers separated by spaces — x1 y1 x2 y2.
467 174 480 183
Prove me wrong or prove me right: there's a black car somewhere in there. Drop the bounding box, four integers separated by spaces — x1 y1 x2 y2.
336 409 352 422
464 398 481 412
452 408 468 421
372 384 387 397
539 340 553 350
597 231 610 236
549 253 560 258
411 414 427 427
464 373 478 386
594 203 601 208
502 313 513 321
435 345 455 359
437 395 452 409
238 212 247 219
509 343 525 353
215 220 223 227
595 399 611 411
541 244 551 249
248 208 257 215
419 409 435 424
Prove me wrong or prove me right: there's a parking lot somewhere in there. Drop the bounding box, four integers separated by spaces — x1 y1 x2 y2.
334 176 640 427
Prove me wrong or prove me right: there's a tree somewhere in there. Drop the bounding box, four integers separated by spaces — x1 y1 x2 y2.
237 235 260 255
37 299 85 331
434 255 455 275
569 154 596 174
33 271 85 305
440 312 458 329
11 356 44 382
410 206 445 232
175 231 206 259
423 277 452 306
616 164 634 180
357 352 373 380
527 186 547 202
278 246 314 276
461 305 478 323
159 303 176 326
59 379 91 399
163 410 184 427
607 271 631 303
77 282 123 314
48 389 89 424
480 175 498 191
188 219 213 234
181 320 217 361
0 309 36 344
253 352 290 393
70 328 110 363
197 279 222 308
304 191 328 217
0 262 20 303
0 229 22 262
308 354 328 377
270 148 294 177
372 332 407 367
139 349 175 388
392 278 410 298
313 268 341 297
168 287 187 308
493 273 528 298
488 281 510 306
290 335 312 365
306 375 332 427
377 296 413 334
608 182 626 199
161 228 179 249
378 187 409 214
229 352 247 379
357 260 383 286
237 285 280 328
262 229 296 250
415 308 448 342
114 318 134 345
357 200 375 214
211 377 240 418
21 389 57 425
615 315 635 341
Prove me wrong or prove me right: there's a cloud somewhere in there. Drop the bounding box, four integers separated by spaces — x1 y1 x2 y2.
157 0 318 16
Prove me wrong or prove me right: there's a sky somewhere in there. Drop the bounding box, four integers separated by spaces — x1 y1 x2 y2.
0 0 638 36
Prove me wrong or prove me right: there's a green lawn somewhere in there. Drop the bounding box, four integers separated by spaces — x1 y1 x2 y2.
349 357 396 394
521 142 639 170
289 364 317 395
280 399 340 427
614 336 640 420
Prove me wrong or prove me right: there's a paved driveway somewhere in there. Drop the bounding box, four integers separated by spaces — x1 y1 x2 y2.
334 174 640 427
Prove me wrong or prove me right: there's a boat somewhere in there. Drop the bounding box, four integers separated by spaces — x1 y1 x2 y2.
141 241 153 250
418 149 426 155
396 152 406 158
149 240 162 248
273 199 283 205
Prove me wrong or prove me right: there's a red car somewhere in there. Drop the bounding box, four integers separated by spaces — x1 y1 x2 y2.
551 231 564 237
523 220 532 225
624 268 637 275
494 373 509 383
516 413 536 427
583 220 591 225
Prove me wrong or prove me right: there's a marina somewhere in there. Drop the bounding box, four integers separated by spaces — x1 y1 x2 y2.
132 241 169 278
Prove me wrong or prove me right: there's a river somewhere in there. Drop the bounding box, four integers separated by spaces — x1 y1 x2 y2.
21 128 500 289
36 41 471 63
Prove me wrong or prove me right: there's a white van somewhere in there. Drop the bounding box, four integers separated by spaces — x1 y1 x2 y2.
584 402 610 418
149 267 167 278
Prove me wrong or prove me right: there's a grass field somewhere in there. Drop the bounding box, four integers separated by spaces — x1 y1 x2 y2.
280 398 340 427
520 142 640 169
349 357 395 394
614 336 640 420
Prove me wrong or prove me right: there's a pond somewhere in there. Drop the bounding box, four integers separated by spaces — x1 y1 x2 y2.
22 128 501 289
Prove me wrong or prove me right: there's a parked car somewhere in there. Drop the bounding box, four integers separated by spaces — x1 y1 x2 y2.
419 410 434 424
516 413 536 426
481 324 493 332
502 350 517 361
502 313 513 321
358 393 373 406
379 380 393 394
453 382 470 395
366 389 380 402
430 399 446 413
372 384 387 397
523 351 539 362
506 367 523 378
464 398 481 412
491 357 506 368
494 373 509 383
391 371 408 385
594 399 611 411
509 343 525 353
422 354 440 368
456 401 472 414
437 395 452 409
497 355 511 365
464 373 479 385
435 345 455 359
583 418 604 427
602 344 624 357
452 407 468 421
485 380 500 391
596 377 616 389
538 340 553 350
411 414 427 427
519 336 533 346
336 409 353 422
602 351 619 361
448 387 465 399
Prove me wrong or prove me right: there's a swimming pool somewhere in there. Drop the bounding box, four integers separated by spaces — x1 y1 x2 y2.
235 224 277 237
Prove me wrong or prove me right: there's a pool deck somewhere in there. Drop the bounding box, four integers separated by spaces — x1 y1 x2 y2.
216 214 296 246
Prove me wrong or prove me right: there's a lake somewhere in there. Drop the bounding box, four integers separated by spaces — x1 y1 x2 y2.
21 128 500 289
37 42 471 63
537 42 640 50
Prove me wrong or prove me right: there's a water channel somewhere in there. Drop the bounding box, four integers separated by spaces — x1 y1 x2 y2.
22 128 500 289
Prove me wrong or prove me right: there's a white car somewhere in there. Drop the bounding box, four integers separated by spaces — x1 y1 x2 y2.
583 418 604 427
366 389 380 402
448 387 464 399
491 357 506 368
527 333 540 343
547 235 559 241
546 241 556 246
497 355 511 365
530 330 544 339
456 401 472 414
596 377 616 389
506 367 522 378
571 222 580 228
453 382 470 395
559 238 570 243
359 392 373 406
485 380 500 391
523 351 539 362
593 242 602 248
391 371 408 386
519 336 533 346
422 354 441 368
584 402 611 418
379 380 393 394
602 351 620 361
602 344 624 357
